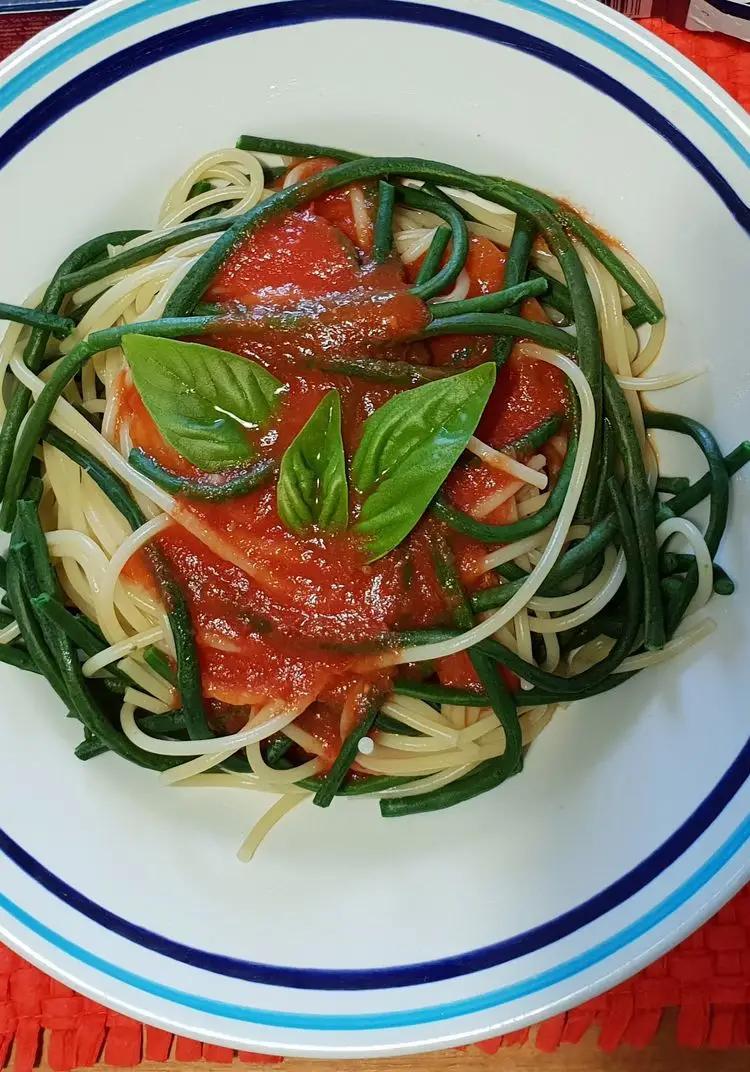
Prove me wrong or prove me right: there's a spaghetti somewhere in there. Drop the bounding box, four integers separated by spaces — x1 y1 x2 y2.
0 140 746 857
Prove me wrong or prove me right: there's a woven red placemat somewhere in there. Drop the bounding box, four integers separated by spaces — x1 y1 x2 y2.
0 7 748 1063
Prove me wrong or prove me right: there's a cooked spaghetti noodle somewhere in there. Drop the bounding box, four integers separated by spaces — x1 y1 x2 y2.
0 140 746 857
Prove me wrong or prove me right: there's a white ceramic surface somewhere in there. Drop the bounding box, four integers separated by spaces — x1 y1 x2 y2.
0 0 748 1057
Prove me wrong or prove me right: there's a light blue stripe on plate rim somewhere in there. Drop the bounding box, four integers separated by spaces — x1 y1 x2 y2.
0 0 748 169
2 815 748 1030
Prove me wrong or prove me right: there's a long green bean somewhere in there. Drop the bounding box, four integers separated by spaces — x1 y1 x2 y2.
603 366 664 649
399 185 469 300
646 411 731 637
372 181 395 263
0 303 73 339
316 354 450 385
646 412 729 557
128 449 277 502
235 134 357 161
44 431 210 742
6 532 68 701
493 216 536 367
429 277 547 319
658 441 750 519
57 219 230 295
431 532 522 782
420 312 575 353
502 179 663 325
312 691 382 807
0 229 143 503
434 418 578 544
415 227 450 285
530 269 573 322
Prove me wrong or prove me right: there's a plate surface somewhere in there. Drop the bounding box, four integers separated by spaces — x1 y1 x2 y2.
0 0 748 1057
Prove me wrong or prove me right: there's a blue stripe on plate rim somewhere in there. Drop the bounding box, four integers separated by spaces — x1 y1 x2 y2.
0 0 748 169
0 0 747 1028
2 813 748 1030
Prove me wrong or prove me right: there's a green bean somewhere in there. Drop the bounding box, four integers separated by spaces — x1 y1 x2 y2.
557 610 626 656
468 514 616 613
312 691 383 808
429 277 547 319
492 216 536 367
646 412 729 557
579 417 614 588
316 355 450 385
45 430 210 742
75 708 186 762
57 219 230 295
658 441 750 519
647 412 732 637
502 180 663 326
0 641 40 675
262 164 289 183
399 480 641 696
399 185 470 300
299 773 413 796
420 312 575 353
75 737 108 761
374 713 421 737
128 449 277 502
144 548 212 741
415 226 450 285
569 223 662 325
265 734 294 767
6 533 68 701
380 757 510 817
434 418 578 544
713 570 735 596
235 134 357 161
660 552 735 595
512 671 639 706
431 533 522 778
0 229 143 503
503 413 563 456
372 181 395 263
144 645 177 685
656 476 690 495
0 303 74 339
0 555 6 591
45 427 145 530
2 314 222 530
17 499 178 770
603 366 664 649
29 594 132 691
530 269 573 322
392 680 489 706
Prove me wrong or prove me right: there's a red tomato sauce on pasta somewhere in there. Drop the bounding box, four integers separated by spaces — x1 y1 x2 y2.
120 192 558 747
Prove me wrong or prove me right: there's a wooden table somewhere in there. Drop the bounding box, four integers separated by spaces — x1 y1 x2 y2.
44 1017 742 1072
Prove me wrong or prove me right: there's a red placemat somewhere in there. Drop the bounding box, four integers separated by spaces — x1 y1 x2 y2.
0 8 748 1063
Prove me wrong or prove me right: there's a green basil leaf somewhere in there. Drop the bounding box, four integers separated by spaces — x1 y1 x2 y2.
351 362 496 561
122 335 283 472
277 390 348 534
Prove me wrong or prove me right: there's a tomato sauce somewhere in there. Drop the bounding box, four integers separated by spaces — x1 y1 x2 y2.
121 192 560 750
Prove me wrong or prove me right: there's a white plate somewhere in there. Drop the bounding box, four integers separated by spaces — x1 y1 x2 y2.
0 0 748 1058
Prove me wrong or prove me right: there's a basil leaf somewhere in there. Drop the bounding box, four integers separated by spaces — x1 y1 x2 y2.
122 335 283 472
277 390 348 534
351 362 496 561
